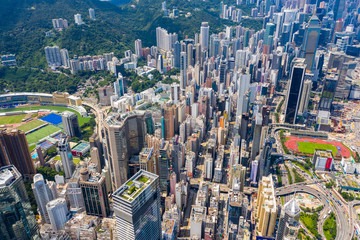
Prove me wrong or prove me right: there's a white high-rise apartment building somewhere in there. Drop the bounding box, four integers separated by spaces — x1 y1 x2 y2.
200 22 210 50
32 174 54 223
298 80 312 115
180 52 187 89
235 50 247 70
67 180 85 213
156 27 178 51
236 74 250 117
60 48 69 67
44 46 62 67
74 13 83 25
204 155 213 180
89 8 96 20
61 111 80 138
135 39 142 58
58 137 74 179
46 198 69 231
225 26 232 40
161 1 167 11
52 18 68 30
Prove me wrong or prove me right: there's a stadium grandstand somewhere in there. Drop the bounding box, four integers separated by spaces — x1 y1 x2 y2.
0 92 53 107
0 92 82 108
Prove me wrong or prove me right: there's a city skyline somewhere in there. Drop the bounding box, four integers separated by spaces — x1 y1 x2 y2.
1 0 360 239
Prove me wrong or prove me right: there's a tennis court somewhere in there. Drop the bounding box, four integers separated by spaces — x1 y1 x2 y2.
38 140 55 150
52 133 65 140
41 113 62 125
73 142 89 152
26 125 61 145
72 142 90 156
17 119 45 132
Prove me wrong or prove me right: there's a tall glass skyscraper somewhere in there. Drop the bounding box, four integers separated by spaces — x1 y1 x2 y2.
104 111 151 190
318 73 338 111
113 170 161 240
263 23 276 54
0 165 39 240
32 173 54 224
302 15 321 71
58 136 74 179
180 52 187 89
174 41 181 68
200 22 209 51
284 60 306 124
61 111 81 138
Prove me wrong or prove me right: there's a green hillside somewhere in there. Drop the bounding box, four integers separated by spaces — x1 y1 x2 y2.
0 0 262 69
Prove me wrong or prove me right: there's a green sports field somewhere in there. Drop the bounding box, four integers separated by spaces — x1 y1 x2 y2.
0 114 26 125
29 145 36 152
17 119 45 132
297 142 338 155
26 125 61 145
0 106 89 126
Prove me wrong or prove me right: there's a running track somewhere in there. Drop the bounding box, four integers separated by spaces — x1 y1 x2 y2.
285 136 352 158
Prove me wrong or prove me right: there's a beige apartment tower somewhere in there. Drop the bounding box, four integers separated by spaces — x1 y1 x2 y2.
256 175 277 237
103 111 151 190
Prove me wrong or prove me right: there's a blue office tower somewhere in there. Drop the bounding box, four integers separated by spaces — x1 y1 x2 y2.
114 73 125 97
302 15 321 71
174 41 181 68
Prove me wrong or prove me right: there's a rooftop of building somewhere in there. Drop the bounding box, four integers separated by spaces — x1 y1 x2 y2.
105 110 146 126
33 173 45 183
229 191 245 207
59 136 69 145
80 172 103 184
206 214 217 223
292 58 306 65
140 148 153 157
215 160 223 168
162 219 176 235
314 149 333 158
290 129 328 138
283 198 301 217
208 207 219 216
68 95 81 100
61 110 76 117
294 62 307 68
259 175 277 208
191 204 207 214
0 92 52 98
0 165 19 187
113 170 157 202
65 212 100 228
47 197 66 208
326 71 339 79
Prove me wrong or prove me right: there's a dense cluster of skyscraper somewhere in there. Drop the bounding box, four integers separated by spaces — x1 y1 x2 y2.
3 0 360 239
